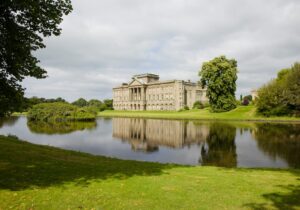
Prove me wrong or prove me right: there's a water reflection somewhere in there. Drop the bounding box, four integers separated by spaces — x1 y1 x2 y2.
0 116 18 128
27 120 97 134
113 118 209 152
200 123 237 167
112 118 300 168
0 117 300 168
253 123 300 168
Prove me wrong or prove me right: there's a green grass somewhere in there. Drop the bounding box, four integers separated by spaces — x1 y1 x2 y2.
0 135 299 209
98 105 300 122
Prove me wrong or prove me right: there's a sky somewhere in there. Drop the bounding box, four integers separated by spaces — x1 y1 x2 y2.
22 0 300 102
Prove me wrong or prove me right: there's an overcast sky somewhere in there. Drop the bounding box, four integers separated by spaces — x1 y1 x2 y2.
23 0 300 102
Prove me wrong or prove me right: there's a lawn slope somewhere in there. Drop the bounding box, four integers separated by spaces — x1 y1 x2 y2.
0 135 299 209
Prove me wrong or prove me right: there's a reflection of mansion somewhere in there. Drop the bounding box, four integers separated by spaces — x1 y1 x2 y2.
112 118 209 152
113 73 208 110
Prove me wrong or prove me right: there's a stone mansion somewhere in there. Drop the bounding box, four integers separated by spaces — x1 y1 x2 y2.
112 73 208 111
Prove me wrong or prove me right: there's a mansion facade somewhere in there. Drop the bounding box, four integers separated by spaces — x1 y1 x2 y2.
113 73 208 111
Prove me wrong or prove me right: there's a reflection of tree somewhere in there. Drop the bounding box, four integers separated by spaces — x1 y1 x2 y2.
27 121 97 135
200 123 237 167
254 123 300 168
0 117 18 128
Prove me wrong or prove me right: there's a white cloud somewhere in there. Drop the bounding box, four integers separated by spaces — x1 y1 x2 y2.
23 0 300 101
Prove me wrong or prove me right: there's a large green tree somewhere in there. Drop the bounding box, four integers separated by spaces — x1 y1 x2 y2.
0 0 72 116
257 62 300 116
199 55 238 112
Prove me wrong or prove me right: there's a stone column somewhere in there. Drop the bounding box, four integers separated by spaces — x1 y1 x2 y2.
141 87 144 101
139 88 142 101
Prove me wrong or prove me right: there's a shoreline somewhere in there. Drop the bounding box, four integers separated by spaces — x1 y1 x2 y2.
12 107 300 123
97 107 300 123
97 113 300 123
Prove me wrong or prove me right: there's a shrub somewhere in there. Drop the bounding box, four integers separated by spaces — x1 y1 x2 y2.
183 105 190 110
178 106 190 112
193 101 204 109
27 102 96 122
203 102 210 108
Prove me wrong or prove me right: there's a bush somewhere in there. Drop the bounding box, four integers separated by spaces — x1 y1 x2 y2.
183 105 189 110
27 102 96 122
193 101 204 109
178 105 190 112
203 102 210 108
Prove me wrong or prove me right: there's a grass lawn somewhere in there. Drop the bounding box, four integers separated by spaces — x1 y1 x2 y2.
0 135 299 210
98 105 300 122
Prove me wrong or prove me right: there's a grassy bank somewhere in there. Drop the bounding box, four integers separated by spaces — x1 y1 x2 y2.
0 135 299 209
98 105 300 122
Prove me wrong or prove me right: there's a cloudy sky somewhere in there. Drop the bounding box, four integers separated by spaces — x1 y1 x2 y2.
23 0 300 102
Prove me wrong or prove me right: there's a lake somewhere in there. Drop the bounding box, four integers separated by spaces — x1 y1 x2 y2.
0 116 299 168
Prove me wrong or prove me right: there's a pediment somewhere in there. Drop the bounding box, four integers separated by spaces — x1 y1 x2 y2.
129 79 143 86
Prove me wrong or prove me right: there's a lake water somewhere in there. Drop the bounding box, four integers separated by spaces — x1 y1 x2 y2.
0 116 299 168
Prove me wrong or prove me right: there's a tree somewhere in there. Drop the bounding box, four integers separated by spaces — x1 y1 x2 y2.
103 99 113 110
256 62 300 116
72 98 88 107
199 55 238 112
284 63 300 115
243 95 252 101
88 99 103 111
0 0 73 116
88 99 102 107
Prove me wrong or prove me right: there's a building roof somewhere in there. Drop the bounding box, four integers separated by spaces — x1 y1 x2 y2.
132 73 159 79
113 73 202 89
